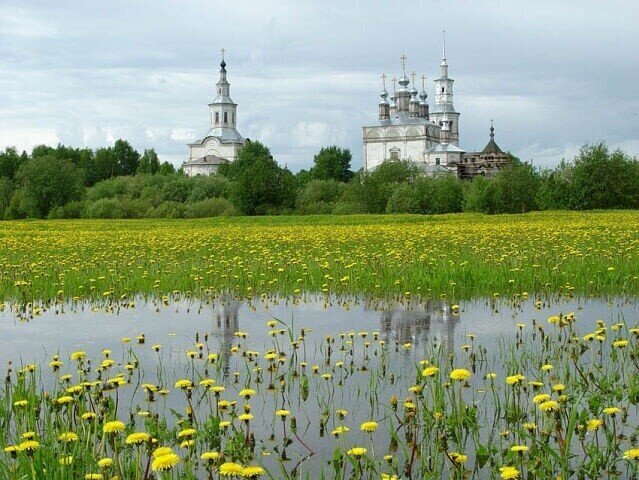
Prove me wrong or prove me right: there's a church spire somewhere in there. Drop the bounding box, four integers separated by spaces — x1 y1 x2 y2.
440 30 449 78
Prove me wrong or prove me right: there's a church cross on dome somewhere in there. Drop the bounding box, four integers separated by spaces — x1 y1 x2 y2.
381 73 387 90
400 54 407 74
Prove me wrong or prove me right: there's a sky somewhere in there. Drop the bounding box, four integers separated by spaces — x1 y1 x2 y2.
1 0 638 172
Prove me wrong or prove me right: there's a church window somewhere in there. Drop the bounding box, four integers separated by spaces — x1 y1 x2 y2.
224 112 228 124
215 112 219 124
389 147 400 161
231 113 234 124
441 87 445 93
435 158 440 165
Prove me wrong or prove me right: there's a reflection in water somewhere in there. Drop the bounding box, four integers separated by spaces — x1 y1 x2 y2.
377 300 459 352
211 296 241 376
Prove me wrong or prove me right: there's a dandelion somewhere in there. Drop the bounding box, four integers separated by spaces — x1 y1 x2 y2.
58 432 79 443
586 419 603 431
241 465 265 478
84 475 103 480
499 466 520 479
126 432 150 445
103 421 125 434
219 462 244 476
276 409 290 418
603 406 621 415
97 458 113 468
360 421 378 432
510 445 529 453
174 379 192 389
151 452 180 472
347 447 367 457
612 339 629 348
450 368 471 381
538 400 559 412
533 393 551 404
239 388 256 398
506 374 525 385
17 440 39 452
422 366 439 377
623 448 639 460
331 425 350 436
56 395 74 405
449 452 468 464
238 413 253 422
201 451 220 461
177 428 196 439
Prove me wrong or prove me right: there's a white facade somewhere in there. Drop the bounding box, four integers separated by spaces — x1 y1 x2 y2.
363 39 463 174
183 52 245 176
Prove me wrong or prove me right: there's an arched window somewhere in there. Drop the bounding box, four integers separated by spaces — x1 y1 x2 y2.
215 112 219 125
224 112 228 124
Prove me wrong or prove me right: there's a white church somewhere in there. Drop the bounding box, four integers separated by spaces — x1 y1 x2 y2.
362 37 510 179
182 51 246 176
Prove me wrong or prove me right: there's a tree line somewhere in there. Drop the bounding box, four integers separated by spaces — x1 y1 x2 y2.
0 140 637 220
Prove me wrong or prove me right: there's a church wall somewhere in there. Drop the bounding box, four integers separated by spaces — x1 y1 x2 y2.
405 140 426 162
365 142 385 171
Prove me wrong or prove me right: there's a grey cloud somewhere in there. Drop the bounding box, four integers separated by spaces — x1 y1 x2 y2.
0 0 638 172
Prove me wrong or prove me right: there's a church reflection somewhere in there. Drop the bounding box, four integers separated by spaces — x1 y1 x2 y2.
210 296 241 376
208 297 460 374
377 300 459 352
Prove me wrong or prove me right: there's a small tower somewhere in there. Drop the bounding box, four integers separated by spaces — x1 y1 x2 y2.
432 31 460 146
409 72 420 118
209 49 238 130
378 74 390 120
389 76 398 116
419 75 429 120
396 55 411 113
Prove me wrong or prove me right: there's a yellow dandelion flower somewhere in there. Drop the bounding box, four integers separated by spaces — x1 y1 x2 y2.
103 421 125 434
450 368 471 381
219 462 244 476
347 447 367 457
58 432 79 443
360 421 378 432
126 432 150 445
151 452 180 471
499 466 520 479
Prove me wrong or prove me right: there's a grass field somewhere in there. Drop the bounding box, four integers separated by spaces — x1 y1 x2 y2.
1 211 638 304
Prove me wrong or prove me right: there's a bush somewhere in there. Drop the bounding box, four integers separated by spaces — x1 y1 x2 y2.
188 176 232 203
184 198 237 218
83 198 126 218
296 179 344 214
148 201 186 219
48 200 87 219
386 183 421 213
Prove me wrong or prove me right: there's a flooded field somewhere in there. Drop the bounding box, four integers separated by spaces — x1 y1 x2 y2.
1 295 638 479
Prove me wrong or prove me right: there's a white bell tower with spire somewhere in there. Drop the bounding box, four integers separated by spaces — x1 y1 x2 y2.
431 31 460 146
183 49 246 176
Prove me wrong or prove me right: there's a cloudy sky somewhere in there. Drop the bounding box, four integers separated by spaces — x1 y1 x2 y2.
1 0 637 171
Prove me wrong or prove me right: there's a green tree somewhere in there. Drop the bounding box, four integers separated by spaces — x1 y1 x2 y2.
310 146 353 182
296 179 345 214
221 141 295 214
536 161 572 210
16 155 85 217
0 147 26 180
488 157 540 213
360 160 418 213
159 161 176 175
570 143 639 210
137 149 160 174
113 139 140 176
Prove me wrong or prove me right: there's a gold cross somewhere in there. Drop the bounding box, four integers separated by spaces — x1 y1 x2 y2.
400 54 407 72
392 76 397 91
421 74 427 89
411 71 416 85
381 73 387 90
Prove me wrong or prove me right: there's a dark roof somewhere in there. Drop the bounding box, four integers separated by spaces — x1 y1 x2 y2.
481 138 503 155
